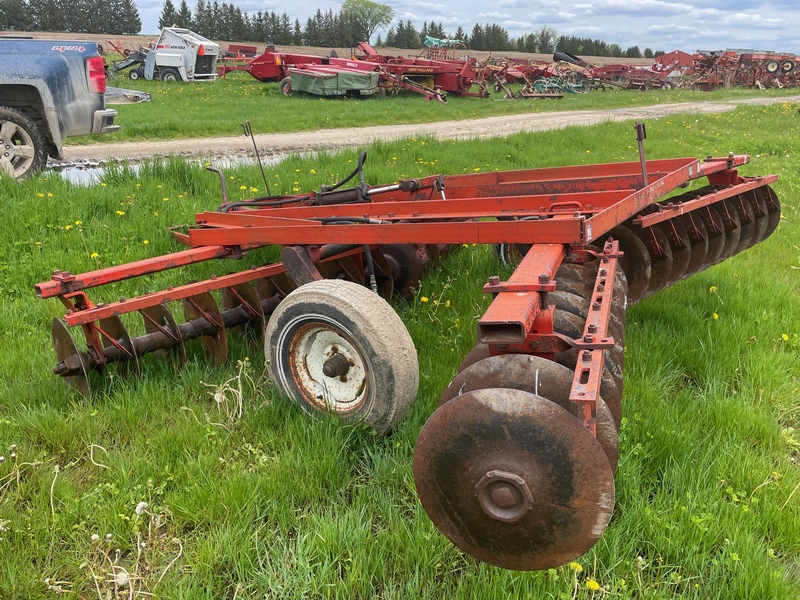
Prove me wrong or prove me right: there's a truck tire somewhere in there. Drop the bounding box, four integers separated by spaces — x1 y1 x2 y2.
129 68 144 80
280 77 293 96
0 106 48 180
160 68 180 82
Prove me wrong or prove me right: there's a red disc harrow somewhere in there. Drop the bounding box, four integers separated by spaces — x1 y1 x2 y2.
36 130 780 570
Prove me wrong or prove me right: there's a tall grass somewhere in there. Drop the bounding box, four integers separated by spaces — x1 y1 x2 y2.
0 102 799 598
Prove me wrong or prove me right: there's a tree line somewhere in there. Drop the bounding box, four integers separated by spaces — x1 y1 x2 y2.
0 0 141 34
0 0 663 59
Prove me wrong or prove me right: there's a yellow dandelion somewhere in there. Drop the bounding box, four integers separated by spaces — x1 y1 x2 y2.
310 169 316 174
65 225 72 231
36 193 44 198
75 220 82 225
100 182 107 187
433 299 439 305
782 333 789 341
586 579 600 591
47 193 53 197
250 187 258 193
239 185 247 190
228 176 235 181
116 210 125 216
163 197 169 202
568 561 583 573
445 300 451 307
420 296 429 303
713 313 719 320
708 285 718 293
143 240 149 245
90 252 99 259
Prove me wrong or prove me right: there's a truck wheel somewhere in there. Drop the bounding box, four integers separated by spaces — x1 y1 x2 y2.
128 68 143 80
265 279 419 434
160 68 180 82
0 106 47 180
280 77 293 96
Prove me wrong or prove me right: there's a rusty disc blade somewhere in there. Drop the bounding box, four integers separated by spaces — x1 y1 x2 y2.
550 290 624 346
555 265 627 333
742 190 768 247
710 199 741 263
222 282 266 345
759 185 781 240
183 291 228 366
694 206 725 268
459 343 622 429
656 220 691 286
51 318 91 397
677 213 709 279
379 244 426 299
731 195 756 254
366 248 395 299
594 226 652 304
554 309 624 381
142 304 186 367
439 354 619 471
98 315 140 376
414 388 615 571
633 225 673 299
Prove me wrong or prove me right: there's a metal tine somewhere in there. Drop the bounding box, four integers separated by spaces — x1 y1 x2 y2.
182 292 228 366
97 315 141 376
141 304 186 368
221 282 266 346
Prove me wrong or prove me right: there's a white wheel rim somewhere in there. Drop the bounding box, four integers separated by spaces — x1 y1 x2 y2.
0 120 35 177
289 323 368 414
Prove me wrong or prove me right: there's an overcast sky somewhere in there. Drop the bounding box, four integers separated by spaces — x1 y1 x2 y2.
133 0 800 55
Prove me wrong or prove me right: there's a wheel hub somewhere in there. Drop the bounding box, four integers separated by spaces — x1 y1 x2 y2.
290 324 367 414
475 470 534 523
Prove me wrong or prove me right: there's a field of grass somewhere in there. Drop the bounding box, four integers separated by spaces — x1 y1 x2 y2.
0 97 799 598
81 69 800 145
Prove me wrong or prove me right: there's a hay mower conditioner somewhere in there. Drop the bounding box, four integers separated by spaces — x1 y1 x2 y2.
36 137 780 571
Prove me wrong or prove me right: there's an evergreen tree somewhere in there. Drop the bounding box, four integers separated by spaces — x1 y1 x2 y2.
174 0 191 28
0 0 32 30
120 0 142 33
158 0 177 29
452 25 466 43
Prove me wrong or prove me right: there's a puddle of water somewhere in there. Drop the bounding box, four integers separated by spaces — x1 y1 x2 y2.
48 154 287 186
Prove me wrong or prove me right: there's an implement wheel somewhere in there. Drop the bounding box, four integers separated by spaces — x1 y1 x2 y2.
280 77 293 96
414 387 614 570
265 280 418 433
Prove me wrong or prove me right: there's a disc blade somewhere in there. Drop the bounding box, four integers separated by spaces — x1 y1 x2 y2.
51 318 91 397
439 354 619 471
414 388 615 571
183 292 228 366
142 303 186 367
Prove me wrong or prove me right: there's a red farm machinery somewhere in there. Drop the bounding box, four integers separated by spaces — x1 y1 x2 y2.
217 42 486 101
38 128 781 570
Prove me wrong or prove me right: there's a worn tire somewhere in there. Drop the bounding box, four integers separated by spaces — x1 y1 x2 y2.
160 67 180 82
0 106 47 180
280 76 293 96
265 279 419 434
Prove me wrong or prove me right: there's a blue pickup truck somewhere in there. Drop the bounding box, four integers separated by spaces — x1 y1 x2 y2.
0 39 120 179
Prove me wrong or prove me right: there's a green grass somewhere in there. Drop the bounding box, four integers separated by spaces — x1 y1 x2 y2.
1 101 799 598
82 68 800 144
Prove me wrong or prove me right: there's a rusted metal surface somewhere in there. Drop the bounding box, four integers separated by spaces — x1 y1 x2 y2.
413 387 615 570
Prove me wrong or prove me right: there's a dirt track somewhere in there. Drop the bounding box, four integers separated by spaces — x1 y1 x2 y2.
62 95 800 165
